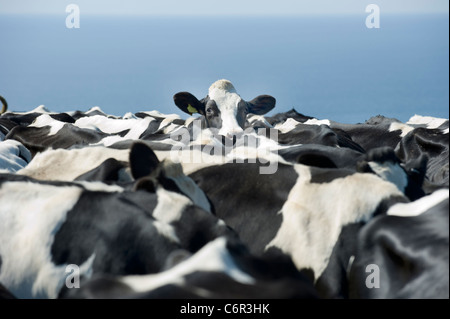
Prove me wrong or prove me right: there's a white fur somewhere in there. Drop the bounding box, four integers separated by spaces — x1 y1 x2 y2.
209 80 244 136
17 146 130 181
75 115 148 134
388 122 415 137
274 118 301 133
93 117 154 147
368 161 408 193
120 237 255 293
407 115 448 129
0 140 31 172
388 189 449 217
304 118 331 126
29 114 65 136
8 105 51 114
0 182 95 299
160 160 211 213
266 165 404 279
247 114 274 128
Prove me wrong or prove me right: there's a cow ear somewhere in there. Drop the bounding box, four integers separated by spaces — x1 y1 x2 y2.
129 142 160 179
247 95 276 115
173 92 205 115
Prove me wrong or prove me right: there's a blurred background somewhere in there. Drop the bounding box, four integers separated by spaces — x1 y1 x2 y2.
0 0 448 123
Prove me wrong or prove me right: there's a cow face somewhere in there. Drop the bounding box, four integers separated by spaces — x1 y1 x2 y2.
173 79 276 138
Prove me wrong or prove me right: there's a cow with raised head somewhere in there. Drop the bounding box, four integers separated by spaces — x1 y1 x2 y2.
173 79 276 138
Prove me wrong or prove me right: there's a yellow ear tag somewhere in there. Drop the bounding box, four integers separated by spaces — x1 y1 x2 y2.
187 104 197 115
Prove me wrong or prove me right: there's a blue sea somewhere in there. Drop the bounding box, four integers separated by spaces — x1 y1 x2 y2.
0 14 448 124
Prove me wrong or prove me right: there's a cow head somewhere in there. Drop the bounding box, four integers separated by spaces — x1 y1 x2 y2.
173 79 276 138
356 147 427 201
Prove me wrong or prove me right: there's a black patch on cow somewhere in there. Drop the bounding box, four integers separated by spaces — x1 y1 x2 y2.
278 144 364 169
396 127 449 187
59 274 135 299
330 122 403 152
138 120 163 139
5 124 109 156
315 222 364 299
172 205 237 253
190 163 297 255
265 108 315 126
0 283 16 300
0 118 18 135
74 158 127 182
50 190 178 276
309 166 356 184
349 196 449 298
296 153 338 168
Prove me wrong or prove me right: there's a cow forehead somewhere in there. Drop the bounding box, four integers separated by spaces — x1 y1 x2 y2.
208 88 242 113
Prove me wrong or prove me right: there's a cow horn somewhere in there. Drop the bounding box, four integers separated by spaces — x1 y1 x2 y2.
0 96 7 114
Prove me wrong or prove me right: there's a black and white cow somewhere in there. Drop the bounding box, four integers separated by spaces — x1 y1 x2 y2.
61 236 318 299
173 79 276 138
0 142 231 298
189 160 409 295
348 189 449 299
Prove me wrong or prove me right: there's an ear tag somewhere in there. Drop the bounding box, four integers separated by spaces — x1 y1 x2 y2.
187 104 197 115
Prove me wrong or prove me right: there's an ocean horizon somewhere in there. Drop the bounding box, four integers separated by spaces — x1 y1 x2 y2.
0 13 448 124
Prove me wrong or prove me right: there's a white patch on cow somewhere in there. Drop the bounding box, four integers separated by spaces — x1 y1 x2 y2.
387 189 449 217
265 165 404 279
122 112 137 119
120 237 255 293
161 148 226 175
152 186 192 224
347 255 355 275
247 114 274 128
407 115 448 129
160 160 211 213
17 146 130 181
274 118 301 133
388 122 414 137
153 220 180 244
209 80 244 136
0 182 95 299
0 140 31 172
75 115 147 134
368 161 408 193
2 105 51 115
29 114 65 136
74 181 125 193
304 118 331 126
443 128 449 134
139 110 182 119
160 123 181 134
86 106 107 116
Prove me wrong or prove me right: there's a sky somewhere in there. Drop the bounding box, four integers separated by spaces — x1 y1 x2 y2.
0 0 448 16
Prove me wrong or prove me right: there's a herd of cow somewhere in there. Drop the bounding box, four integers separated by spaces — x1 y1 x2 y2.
0 80 448 299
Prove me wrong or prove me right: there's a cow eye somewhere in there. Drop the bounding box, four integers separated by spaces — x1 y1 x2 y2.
206 108 213 114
